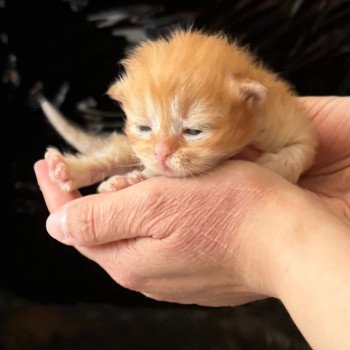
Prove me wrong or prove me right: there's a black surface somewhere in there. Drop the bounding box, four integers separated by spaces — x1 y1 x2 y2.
0 291 310 350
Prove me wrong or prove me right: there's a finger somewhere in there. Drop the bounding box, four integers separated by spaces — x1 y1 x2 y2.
34 160 81 213
45 160 276 247
298 96 335 121
45 180 164 246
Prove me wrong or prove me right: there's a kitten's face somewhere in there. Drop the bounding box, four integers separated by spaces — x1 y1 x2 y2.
108 31 266 177
122 93 255 177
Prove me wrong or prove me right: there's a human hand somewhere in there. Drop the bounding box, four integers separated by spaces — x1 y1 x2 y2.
299 97 350 223
34 159 284 306
35 157 344 308
33 96 350 308
34 96 350 350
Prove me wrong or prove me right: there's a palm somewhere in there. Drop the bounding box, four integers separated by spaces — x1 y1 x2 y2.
299 97 350 222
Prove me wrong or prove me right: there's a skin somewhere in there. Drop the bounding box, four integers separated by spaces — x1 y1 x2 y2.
34 97 350 350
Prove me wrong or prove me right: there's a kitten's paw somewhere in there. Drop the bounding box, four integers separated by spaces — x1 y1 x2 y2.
256 152 300 183
256 152 280 167
98 171 145 193
44 148 75 192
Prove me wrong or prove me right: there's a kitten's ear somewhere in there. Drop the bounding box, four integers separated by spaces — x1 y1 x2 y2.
107 81 124 102
238 79 267 110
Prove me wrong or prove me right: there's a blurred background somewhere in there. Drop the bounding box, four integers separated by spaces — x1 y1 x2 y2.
1 0 349 349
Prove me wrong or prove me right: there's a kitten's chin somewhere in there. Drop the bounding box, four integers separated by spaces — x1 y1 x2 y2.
152 164 211 178
144 158 218 178
156 168 188 178
146 164 192 178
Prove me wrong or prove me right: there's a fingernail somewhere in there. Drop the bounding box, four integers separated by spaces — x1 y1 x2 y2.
46 206 72 244
33 162 42 190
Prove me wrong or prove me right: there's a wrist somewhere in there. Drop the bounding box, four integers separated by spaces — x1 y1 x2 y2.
235 184 348 299
271 196 350 300
267 194 350 349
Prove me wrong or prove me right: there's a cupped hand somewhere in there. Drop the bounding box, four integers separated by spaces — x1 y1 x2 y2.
36 159 296 306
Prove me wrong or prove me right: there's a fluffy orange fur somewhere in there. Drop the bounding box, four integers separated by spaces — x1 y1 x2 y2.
42 30 317 192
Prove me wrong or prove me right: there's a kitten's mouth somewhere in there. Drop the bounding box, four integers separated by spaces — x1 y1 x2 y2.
160 165 178 176
149 159 197 177
161 162 170 171
155 163 184 177
156 158 177 174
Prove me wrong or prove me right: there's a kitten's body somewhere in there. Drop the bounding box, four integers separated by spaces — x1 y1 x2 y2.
42 30 317 192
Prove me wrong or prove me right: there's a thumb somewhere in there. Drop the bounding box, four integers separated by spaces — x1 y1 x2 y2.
46 184 160 246
34 160 81 212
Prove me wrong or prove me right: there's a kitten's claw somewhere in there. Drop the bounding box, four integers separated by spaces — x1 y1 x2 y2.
45 148 75 192
98 171 145 193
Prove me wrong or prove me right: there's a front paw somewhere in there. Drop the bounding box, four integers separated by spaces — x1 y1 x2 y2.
98 171 145 193
44 148 75 192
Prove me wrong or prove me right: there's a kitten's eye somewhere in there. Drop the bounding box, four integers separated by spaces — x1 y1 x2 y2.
183 129 203 136
137 125 152 133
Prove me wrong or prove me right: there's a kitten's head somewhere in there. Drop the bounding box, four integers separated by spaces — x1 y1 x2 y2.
108 30 266 177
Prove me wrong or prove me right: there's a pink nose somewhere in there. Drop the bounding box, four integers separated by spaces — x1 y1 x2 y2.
153 142 173 162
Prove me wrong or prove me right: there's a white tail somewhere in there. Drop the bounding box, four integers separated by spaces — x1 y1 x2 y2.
39 96 107 153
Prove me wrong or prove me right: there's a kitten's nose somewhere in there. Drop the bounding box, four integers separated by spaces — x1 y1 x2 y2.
153 142 173 162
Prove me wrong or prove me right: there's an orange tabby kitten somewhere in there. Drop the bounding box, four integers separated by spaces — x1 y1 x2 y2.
42 30 317 192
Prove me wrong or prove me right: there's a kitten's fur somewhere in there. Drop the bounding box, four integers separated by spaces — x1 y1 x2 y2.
42 30 317 192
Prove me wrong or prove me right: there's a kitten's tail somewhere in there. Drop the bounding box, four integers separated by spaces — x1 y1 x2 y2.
38 95 107 153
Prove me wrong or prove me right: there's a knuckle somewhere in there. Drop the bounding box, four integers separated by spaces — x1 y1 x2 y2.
70 202 99 244
129 184 165 227
136 181 164 207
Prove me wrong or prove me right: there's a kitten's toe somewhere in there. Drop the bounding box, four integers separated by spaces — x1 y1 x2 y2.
45 148 74 191
127 171 146 185
98 176 130 193
98 172 145 193
255 152 300 183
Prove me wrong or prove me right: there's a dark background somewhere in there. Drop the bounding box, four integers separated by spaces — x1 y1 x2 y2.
0 0 349 349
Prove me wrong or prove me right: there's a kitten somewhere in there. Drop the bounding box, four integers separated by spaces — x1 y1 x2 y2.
41 29 317 193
